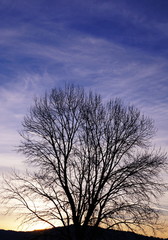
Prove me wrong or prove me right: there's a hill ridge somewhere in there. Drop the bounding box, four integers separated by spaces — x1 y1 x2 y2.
0 226 167 240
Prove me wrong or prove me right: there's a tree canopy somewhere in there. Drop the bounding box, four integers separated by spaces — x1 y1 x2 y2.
2 85 167 240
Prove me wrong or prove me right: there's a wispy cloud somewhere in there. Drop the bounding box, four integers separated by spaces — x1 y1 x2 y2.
0 0 168 232
0 28 168 157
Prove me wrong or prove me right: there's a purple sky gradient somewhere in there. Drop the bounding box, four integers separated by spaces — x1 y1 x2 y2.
0 0 168 235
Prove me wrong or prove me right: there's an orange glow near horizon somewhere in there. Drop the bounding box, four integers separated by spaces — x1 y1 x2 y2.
1 213 168 238
0 214 52 232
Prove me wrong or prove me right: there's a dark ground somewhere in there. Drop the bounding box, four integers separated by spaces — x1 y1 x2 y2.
0 226 167 240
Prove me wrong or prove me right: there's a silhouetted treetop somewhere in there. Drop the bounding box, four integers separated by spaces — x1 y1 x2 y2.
2 85 167 240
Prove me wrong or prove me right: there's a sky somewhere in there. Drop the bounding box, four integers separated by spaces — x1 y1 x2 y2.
0 0 168 236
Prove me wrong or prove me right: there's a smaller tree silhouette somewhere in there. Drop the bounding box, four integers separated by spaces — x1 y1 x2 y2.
2 85 167 240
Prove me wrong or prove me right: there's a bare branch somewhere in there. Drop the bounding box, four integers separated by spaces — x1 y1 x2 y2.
2 84 167 240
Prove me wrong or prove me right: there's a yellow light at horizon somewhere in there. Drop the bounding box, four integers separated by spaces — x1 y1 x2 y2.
0 214 51 232
23 222 51 232
1 213 168 238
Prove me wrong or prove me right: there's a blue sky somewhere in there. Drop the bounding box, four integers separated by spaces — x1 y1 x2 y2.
0 0 168 234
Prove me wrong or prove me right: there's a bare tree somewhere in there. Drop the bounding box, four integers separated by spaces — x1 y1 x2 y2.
2 85 167 240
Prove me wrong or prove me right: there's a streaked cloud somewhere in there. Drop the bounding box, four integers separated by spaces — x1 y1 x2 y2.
0 0 168 232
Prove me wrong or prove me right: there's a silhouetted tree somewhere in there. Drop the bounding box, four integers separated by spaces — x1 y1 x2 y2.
2 85 167 240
